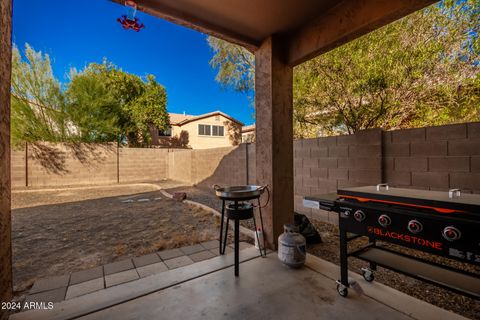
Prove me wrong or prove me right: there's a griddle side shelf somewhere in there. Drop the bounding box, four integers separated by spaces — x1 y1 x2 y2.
349 245 480 299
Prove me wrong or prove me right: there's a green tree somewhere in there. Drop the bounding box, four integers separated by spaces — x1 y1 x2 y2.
207 0 479 137
10 44 68 146
207 36 255 115
65 66 120 142
128 75 169 145
66 61 169 146
294 0 479 136
207 37 254 94
12 45 170 147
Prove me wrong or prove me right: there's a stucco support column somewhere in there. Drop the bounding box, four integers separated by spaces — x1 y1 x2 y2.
0 0 13 317
255 36 293 249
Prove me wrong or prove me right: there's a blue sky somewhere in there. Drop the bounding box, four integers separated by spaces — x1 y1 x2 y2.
12 0 254 125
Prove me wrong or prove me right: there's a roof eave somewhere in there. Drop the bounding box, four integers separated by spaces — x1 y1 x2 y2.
177 111 244 126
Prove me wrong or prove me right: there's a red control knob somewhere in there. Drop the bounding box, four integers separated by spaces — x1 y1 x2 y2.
353 210 366 222
442 226 461 241
407 220 423 234
378 214 391 227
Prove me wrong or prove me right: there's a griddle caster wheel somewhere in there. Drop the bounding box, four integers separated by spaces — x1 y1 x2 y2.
361 267 374 282
336 282 348 297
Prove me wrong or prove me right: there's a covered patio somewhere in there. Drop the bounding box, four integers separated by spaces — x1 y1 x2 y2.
9 249 464 320
0 0 461 319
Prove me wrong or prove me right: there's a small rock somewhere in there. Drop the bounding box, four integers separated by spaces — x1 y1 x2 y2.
173 192 187 202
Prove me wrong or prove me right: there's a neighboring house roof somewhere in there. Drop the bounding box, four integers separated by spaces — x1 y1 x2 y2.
169 113 195 125
171 111 244 126
241 124 255 133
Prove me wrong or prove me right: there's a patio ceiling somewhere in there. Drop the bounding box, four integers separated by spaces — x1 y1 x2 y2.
113 0 335 49
112 0 436 65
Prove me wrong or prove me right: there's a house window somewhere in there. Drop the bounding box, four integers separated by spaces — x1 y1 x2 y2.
158 127 172 136
198 124 211 136
212 125 224 136
198 124 224 136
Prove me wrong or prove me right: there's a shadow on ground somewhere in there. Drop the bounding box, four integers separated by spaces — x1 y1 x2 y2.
12 190 223 293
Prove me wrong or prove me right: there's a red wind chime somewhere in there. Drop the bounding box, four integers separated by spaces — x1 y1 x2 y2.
117 1 145 32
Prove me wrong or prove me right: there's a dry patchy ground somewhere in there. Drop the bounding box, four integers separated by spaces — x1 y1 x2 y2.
12 184 223 293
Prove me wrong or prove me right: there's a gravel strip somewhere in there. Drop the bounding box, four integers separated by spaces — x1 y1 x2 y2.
307 220 480 320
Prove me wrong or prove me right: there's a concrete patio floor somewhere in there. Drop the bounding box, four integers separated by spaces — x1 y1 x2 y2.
24 240 241 304
11 247 466 320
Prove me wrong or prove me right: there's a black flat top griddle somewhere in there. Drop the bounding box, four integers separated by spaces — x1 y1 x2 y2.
337 186 480 216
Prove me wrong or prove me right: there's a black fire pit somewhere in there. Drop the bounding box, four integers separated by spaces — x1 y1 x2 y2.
214 185 268 276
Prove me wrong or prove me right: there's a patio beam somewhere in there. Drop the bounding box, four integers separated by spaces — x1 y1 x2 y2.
286 0 437 66
0 0 13 316
110 0 260 52
255 36 293 249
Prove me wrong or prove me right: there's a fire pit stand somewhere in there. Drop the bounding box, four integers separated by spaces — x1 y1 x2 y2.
214 185 268 276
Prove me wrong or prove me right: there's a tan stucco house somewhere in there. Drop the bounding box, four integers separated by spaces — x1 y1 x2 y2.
241 124 255 143
150 111 244 149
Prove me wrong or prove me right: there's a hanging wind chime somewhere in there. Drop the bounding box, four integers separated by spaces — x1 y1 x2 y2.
117 1 145 32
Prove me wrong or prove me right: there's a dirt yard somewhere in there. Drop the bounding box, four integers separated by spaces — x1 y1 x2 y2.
167 185 480 320
12 183 226 294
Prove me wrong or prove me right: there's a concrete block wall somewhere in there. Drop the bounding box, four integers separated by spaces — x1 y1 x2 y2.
10 143 171 188
167 145 250 187
26 143 118 187
11 148 26 188
293 129 383 224
119 148 168 183
175 123 479 225
167 149 193 184
247 143 256 185
192 145 247 187
383 122 480 193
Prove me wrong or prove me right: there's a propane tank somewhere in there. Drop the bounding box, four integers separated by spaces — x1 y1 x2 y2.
278 224 306 268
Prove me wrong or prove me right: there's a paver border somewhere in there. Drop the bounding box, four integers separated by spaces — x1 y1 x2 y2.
11 247 262 320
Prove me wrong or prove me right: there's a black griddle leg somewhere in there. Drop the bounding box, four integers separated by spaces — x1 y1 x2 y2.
234 218 240 276
339 229 349 287
368 237 377 271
